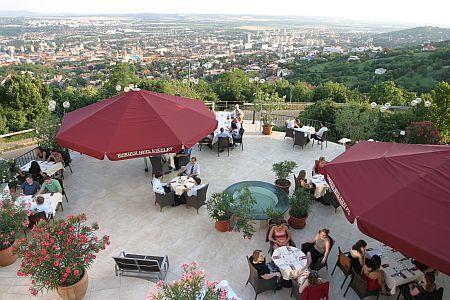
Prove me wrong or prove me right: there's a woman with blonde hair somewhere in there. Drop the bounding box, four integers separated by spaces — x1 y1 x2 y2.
302 228 331 267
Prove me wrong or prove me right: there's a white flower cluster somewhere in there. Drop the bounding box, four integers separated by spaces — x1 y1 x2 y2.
217 210 225 216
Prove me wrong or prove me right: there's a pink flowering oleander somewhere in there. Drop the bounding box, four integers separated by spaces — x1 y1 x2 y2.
147 262 227 300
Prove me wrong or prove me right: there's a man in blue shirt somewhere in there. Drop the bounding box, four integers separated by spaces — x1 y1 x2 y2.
21 175 41 196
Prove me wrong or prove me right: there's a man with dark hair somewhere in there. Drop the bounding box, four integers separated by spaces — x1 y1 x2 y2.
30 195 53 219
38 176 62 194
152 171 171 195
179 156 200 178
21 175 40 196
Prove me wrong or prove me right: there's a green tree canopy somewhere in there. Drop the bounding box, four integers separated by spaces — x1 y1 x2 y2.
429 81 450 142
102 63 140 98
312 81 351 103
213 70 253 101
368 81 414 106
301 99 340 124
335 102 376 142
291 81 314 102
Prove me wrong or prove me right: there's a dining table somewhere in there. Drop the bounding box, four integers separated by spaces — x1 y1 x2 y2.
20 160 64 176
366 241 424 294
216 111 232 130
15 193 62 217
169 176 196 196
310 174 329 199
271 246 308 280
294 126 316 139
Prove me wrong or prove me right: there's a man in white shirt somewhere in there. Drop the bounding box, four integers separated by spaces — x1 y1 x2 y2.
234 104 244 122
30 196 53 219
152 171 170 195
179 157 200 178
217 127 231 138
287 119 300 129
186 177 205 197
312 122 328 141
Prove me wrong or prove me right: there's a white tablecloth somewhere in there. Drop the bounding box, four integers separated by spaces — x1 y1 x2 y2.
272 246 308 280
311 175 329 199
169 176 196 196
366 241 423 294
20 161 64 176
216 112 232 130
294 126 316 139
16 193 62 216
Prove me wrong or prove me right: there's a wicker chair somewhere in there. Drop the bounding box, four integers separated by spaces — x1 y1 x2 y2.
322 190 340 212
293 131 308 149
217 137 230 156
113 251 169 280
285 126 295 140
343 273 381 299
246 256 278 300
175 153 191 170
331 247 354 289
149 156 171 175
197 136 212 151
154 191 176 212
186 184 209 213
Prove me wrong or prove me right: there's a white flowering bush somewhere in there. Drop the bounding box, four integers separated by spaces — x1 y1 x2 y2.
206 192 234 221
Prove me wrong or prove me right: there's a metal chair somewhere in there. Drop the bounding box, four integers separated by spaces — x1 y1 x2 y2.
217 137 230 156
343 273 381 299
246 256 278 300
55 177 69 203
285 126 295 140
113 251 169 280
197 136 212 151
154 191 176 212
293 131 308 149
331 247 354 289
186 184 209 213
312 131 328 150
60 150 73 173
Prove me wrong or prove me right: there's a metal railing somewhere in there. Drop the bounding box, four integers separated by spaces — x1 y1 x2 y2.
14 147 39 167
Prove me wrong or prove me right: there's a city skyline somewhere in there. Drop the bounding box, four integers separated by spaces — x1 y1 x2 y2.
1 0 450 27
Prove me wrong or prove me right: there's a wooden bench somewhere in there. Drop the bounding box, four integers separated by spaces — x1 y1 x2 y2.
113 251 169 280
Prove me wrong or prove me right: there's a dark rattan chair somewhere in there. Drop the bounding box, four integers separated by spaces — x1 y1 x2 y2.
198 136 212 151
149 156 171 175
113 251 169 280
217 137 230 156
60 150 73 173
246 256 278 300
293 130 308 149
285 126 295 140
312 130 328 150
28 211 48 228
344 273 381 299
323 190 340 212
186 184 209 213
331 247 354 289
154 191 176 212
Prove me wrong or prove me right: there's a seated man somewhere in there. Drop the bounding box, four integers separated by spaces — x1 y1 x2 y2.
217 127 231 138
311 122 328 142
185 177 204 197
152 171 171 195
174 148 192 170
47 148 63 164
251 250 282 280
21 175 41 196
30 195 53 219
179 156 200 178
38 176 62 194
287 119 300 129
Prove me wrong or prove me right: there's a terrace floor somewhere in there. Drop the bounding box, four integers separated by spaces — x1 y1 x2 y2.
1 121 448 300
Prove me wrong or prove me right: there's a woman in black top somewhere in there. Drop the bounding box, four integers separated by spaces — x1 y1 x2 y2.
251 250 281 280
29 161 46 182
347 240 367 273
36 147 47 161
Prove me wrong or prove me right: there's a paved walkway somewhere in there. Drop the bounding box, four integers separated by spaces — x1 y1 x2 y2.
0 122 448 300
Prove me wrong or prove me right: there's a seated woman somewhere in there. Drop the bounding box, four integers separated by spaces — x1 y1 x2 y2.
47 148 63 164
408 272 436 297
36 146 48 161
312 157 327 176
298 271 326 294
29 161 46 183
361 255 389 294
347 239 367 274
302 228 331 267
297 170 309 189
268 219 292 250
250 250 281 281
230 122 241 140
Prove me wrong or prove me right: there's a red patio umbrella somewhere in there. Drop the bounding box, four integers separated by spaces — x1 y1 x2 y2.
56 90 217 160
325 141 450 275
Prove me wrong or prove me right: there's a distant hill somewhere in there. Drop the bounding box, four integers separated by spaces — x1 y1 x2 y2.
373 26 450 48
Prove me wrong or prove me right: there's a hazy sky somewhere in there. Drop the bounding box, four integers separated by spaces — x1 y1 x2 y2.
4 0 450 27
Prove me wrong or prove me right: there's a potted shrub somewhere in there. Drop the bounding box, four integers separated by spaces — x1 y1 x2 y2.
147 261 227 299
14 213 110 299
288 189 312 229
231 186 257 239
272 160 297 193
0 190 29 267
265 207 285 226
256 92 285 135
206 192 234 232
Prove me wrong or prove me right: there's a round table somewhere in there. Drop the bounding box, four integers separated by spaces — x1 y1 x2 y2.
311 175 329 199
271 246 308 280
169 176 195 196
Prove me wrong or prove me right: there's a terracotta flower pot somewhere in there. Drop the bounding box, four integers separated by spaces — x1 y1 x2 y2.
0 241 18 267
214 219 231 232
288 214 308 229
262 125 272 135
57 269 88 300
275 179 291 193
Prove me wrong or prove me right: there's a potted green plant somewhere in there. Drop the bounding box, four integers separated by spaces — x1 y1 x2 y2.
288 188 312 229
206 192 234 232
272 160 297 193
0 158 21 189
0 191 29 267
15 213 110 299
232 186 257 239
256 92 285 135
265 207 285 226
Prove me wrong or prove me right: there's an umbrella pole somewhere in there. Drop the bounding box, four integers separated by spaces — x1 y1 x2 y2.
144 157 149 172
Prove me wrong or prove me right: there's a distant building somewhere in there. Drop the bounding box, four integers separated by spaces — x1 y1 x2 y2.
375 68 387 75
348 55 360 61
422 45 436 52
243 32 252 44
323 46 343 54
